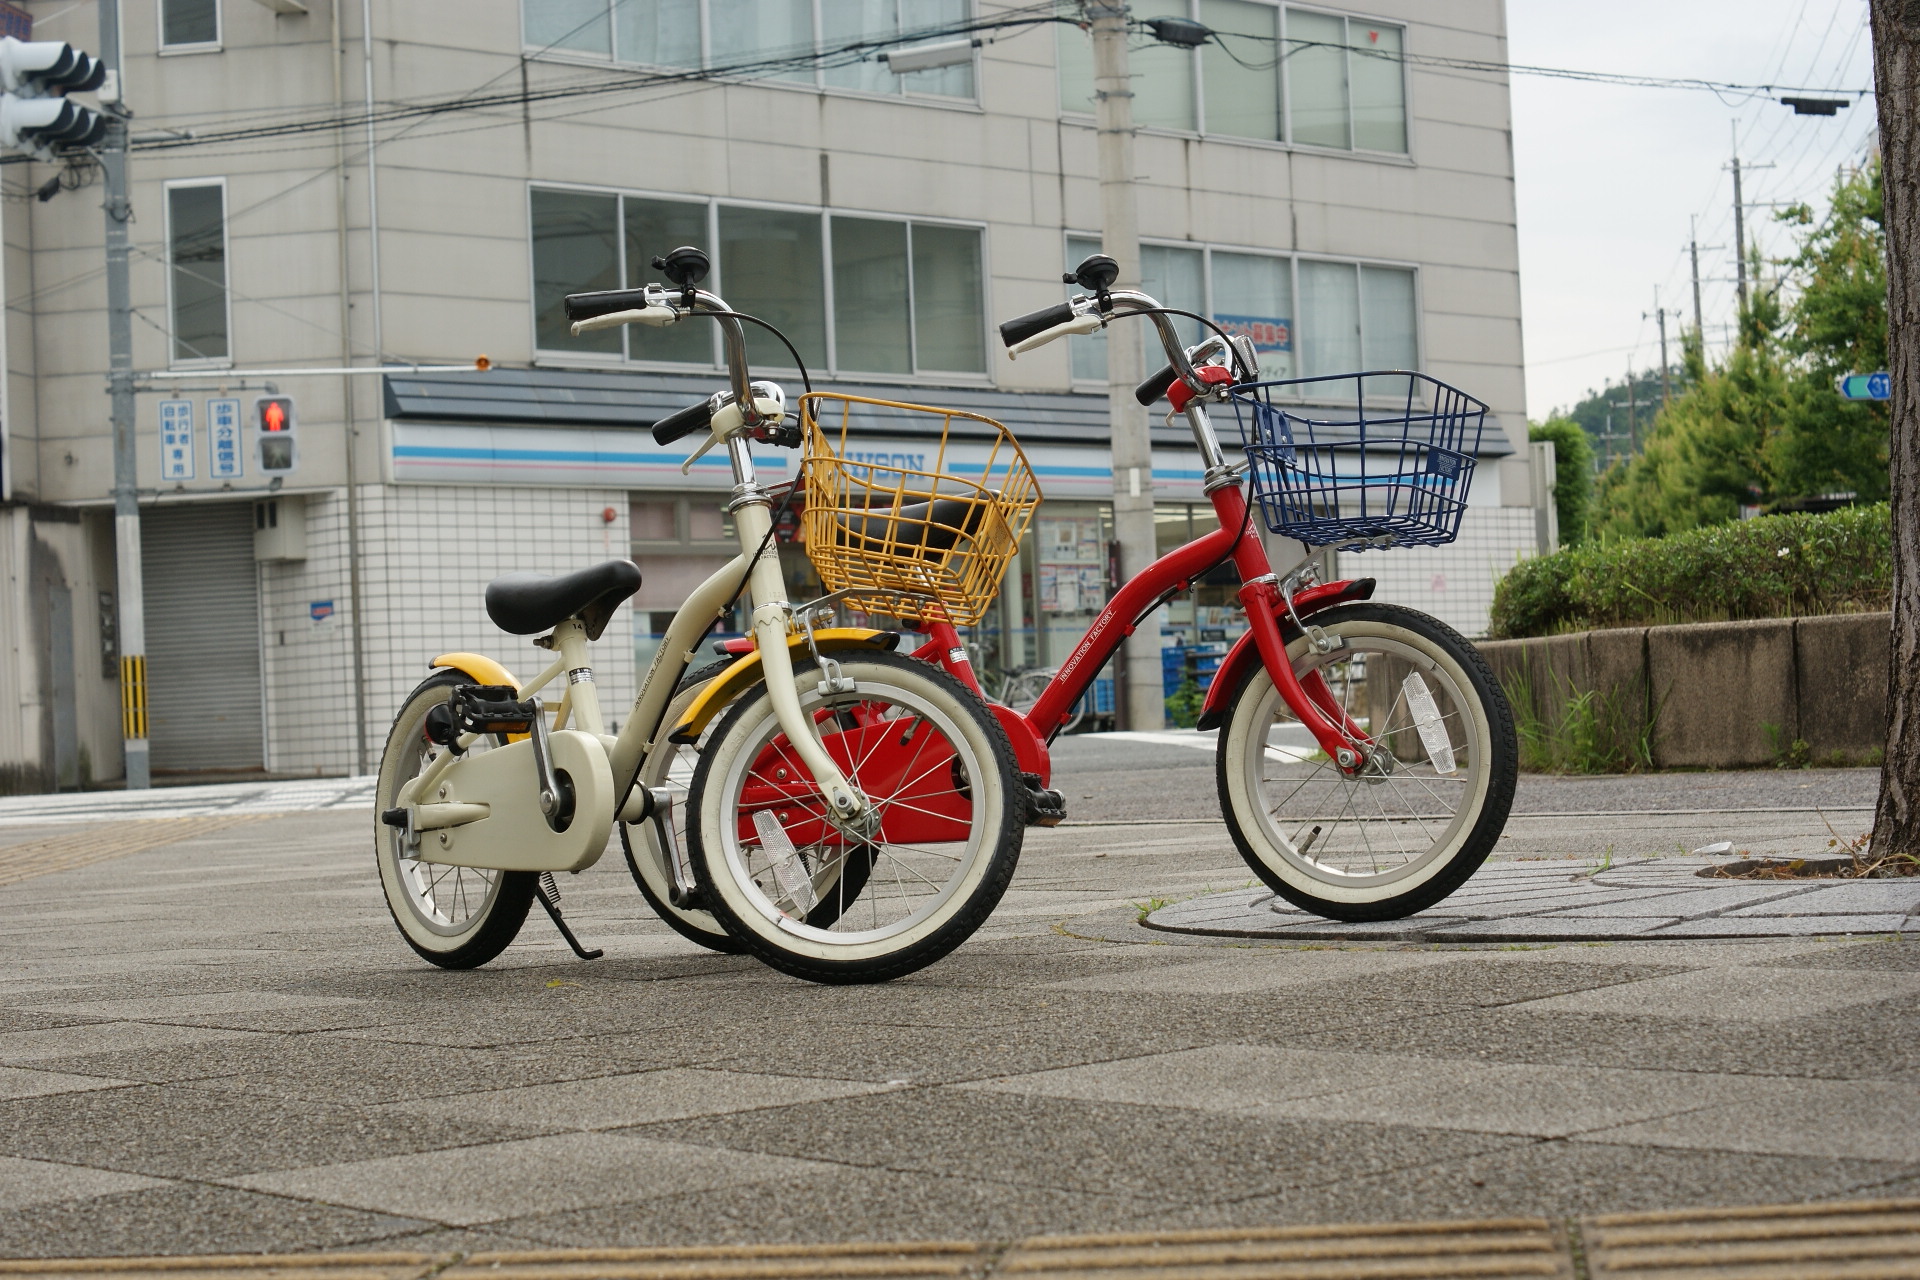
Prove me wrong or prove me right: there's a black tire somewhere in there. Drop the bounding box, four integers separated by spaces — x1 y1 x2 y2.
687 650 1027 984
622 659 880 950
374 670 537 969
1216 602 1517 921
620 659 744 954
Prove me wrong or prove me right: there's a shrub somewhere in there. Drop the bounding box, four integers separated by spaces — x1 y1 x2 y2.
1489 503 1890 638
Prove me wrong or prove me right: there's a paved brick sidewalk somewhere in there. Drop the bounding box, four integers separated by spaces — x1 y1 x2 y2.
0 758 1914 1258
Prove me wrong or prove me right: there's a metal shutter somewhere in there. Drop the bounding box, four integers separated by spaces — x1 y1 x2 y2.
143 503 264 774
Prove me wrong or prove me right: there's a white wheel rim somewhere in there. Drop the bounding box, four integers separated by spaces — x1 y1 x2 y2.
710 675 996 954
1237 627 1491 894
378 692 503 941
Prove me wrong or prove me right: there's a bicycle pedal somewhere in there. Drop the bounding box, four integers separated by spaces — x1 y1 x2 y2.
1021 773 1067 827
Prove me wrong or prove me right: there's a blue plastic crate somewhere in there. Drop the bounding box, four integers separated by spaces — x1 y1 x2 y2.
1226 371 1488 550
1076 676 1115 717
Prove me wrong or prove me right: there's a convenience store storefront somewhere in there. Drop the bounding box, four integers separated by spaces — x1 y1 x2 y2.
384 368 1521 725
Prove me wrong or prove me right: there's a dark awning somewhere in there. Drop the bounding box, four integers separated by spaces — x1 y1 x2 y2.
383 367 1514 457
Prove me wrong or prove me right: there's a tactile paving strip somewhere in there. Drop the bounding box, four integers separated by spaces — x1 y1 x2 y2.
996 1218 1572 1278
1582 1197 1920 1278
0 813 269 886
5 1199 1920 1280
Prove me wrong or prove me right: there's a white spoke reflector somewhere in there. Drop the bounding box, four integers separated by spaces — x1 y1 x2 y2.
753 810 819 916
1400 672 1456 776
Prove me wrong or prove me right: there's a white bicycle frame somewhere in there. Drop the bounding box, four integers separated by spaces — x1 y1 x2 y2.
394 286 868 872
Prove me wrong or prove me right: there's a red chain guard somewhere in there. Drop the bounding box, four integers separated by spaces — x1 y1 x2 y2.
736 708 973 846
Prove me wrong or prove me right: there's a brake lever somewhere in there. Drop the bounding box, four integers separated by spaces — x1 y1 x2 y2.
680 433 720 475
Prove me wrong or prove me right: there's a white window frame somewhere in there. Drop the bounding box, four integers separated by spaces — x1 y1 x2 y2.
164 177 233 371
1055 1 1412 159
518 0 982 109
1062 231 1421 389
530 183 992 384
158 0 222 53
1281 3 1412 158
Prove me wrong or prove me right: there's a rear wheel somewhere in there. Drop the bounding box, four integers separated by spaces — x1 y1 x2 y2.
621 660 742 953
687 650 1026 984
374 671 536 968
625 657 885 951
1217 603 1516 921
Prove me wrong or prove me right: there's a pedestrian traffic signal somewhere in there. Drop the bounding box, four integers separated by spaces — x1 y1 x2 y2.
0 37 108 161
255 395 298 474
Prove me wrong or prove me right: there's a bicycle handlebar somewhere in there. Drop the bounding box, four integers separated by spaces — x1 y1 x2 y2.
652 397 714 446
1134 363 1180 406
565 287 659 323
998 301 1079 348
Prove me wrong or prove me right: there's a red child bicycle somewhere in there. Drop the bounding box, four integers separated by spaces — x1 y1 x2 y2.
646 253 1519 982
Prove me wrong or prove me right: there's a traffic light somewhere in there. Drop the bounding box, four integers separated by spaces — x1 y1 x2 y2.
255 395 297 474
0 37 108 161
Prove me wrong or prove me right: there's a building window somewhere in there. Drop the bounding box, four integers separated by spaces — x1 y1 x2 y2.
160 0 220 48
1058 3 1407 156
166 181 229 365
524 0 975 100
1065 235 1417 384
531 185 989 377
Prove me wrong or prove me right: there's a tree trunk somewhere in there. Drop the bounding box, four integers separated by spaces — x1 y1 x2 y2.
1871 0 1920 855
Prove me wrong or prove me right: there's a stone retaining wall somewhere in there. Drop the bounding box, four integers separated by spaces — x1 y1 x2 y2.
1476 612 1889 769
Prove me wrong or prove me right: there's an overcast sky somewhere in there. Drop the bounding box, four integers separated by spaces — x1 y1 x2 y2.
1508 0 1878 420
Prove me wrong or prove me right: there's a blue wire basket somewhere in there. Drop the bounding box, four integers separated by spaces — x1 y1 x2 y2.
1226 371 1489 550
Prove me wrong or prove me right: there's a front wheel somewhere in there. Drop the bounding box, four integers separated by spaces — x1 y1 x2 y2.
374 671 537 968
1217 603 1516 921
687 650 1027 984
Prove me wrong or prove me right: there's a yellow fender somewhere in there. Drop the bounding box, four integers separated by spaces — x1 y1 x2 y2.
669 628 899 743
431 652 520 691
430 652 526 741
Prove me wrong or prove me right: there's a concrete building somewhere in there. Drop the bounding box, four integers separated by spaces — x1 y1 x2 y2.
0 0 1537 791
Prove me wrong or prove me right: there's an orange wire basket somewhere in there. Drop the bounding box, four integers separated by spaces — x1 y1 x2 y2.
799 394 1042 627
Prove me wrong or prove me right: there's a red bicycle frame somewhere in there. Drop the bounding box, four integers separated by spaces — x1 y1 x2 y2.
908 474 1374 786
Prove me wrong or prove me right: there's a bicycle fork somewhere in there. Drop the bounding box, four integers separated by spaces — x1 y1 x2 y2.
732 492 873 833
1218 489 1374 772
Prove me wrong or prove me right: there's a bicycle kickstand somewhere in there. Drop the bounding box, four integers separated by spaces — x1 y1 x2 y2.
535 872 604 960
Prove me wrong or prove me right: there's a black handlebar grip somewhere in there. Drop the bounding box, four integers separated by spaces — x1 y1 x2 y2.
1135 362 1179 406
564 287 656 323
652 399 713 446
998 301 1077 348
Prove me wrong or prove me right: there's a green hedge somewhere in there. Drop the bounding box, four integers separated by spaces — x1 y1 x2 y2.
1488 503 1891 639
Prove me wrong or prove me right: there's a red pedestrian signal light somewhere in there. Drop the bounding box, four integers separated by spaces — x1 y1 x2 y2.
254 395 297 474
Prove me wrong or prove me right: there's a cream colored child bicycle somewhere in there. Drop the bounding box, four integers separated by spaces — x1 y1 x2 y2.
373 247 1028 983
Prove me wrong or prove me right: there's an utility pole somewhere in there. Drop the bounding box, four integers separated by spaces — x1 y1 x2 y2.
1731 137 1748 312
1727 125 1776 320
1689 216 1704 335
99 3 146 790
1087 0 1160 731
1644 296 1672 411
1612 375 1658 455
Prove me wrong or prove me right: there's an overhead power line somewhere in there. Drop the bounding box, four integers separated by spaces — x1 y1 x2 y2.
14 5 1871 163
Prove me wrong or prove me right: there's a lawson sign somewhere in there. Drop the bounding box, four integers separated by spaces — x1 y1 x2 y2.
388 423 1227 501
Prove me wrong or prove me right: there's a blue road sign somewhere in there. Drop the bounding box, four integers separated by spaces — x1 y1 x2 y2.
1838 372 1891 401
